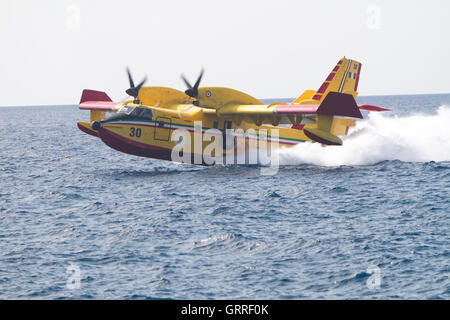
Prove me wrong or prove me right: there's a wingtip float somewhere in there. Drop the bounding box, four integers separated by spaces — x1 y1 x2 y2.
77 58 390 165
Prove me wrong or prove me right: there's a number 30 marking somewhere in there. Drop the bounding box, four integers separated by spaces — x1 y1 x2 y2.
129 127 142 138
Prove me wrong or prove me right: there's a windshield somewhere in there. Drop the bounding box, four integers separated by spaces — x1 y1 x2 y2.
130 107 153 119
103 106 153 122
119 105 135 114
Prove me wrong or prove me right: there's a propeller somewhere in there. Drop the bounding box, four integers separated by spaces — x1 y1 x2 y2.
125 67 147 101
181 69 204 103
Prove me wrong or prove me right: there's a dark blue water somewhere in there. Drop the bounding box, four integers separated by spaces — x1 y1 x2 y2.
0 94 449 299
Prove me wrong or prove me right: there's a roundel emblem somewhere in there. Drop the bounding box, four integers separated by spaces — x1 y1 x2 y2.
205 90 211 98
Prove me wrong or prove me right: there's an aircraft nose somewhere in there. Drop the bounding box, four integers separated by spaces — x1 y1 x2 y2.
91 121 102 131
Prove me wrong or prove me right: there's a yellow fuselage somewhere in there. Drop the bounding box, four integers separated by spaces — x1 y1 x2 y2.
77 89 355 165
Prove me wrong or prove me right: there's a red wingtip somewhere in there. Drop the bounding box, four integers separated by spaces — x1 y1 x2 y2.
358 104 391 112
80 89 112 104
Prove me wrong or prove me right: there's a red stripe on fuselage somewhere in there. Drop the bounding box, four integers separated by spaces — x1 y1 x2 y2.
98 127 207 164
99 128 171 157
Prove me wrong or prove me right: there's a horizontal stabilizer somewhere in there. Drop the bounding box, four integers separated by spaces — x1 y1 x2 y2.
316 92 363 119
275 92 365 118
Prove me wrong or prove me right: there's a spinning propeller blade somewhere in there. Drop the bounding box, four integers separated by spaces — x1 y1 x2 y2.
181 68 204 99
125 67 147 99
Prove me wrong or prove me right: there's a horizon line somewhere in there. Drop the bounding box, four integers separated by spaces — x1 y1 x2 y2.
1 92 450 108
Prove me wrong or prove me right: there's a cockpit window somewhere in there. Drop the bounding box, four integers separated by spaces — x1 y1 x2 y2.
130 107 153 120
130 108 143 117
120 105 134 114
140 108 153 120
110 105 153 121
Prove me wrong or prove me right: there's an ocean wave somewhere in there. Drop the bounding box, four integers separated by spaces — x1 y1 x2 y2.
278 106 450 166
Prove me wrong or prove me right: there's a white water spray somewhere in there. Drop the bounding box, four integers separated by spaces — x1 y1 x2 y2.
278 106 450 166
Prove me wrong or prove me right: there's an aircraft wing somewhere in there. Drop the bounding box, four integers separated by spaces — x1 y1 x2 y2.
216 104 320 125
79 101 120 111
215 92 390 145
216 92 389 120
273 103 386 114
216 104 321 116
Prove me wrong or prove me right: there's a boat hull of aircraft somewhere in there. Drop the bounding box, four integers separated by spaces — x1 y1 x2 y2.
99 126 175 161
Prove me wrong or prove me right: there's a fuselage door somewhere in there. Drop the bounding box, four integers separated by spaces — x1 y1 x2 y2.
154 116 172 141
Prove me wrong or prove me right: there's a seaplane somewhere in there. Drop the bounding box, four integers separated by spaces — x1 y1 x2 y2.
77 57 389 165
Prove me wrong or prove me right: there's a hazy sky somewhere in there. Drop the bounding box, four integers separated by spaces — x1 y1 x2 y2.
1 0 449 106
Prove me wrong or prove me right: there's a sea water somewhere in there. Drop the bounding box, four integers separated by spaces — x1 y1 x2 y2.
0 94 449 299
